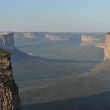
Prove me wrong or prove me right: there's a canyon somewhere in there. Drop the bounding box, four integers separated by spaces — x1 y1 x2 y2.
0 32 108 60
0 32 110 110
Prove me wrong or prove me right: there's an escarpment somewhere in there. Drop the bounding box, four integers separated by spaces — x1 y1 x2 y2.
81 34 105 48
0 32 15 50
0 49 21 110
104 33 110 60
45 33 81 43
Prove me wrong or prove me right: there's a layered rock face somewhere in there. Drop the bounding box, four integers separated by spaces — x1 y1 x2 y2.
81 34 105 48
81 34 99 42
104 34 110 60
45 33 81 42
14 32 81 42
14 32 45 39
45 34 69 41
0 32 15 50
0 49 21 110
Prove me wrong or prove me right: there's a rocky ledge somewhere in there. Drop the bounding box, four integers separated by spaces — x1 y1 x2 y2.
0 49 21 110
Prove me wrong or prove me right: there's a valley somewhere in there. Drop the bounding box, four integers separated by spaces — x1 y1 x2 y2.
0 32 109 110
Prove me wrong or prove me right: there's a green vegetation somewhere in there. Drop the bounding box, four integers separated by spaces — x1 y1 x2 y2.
15 35 104 60
12 33 107 110
20 61 110 106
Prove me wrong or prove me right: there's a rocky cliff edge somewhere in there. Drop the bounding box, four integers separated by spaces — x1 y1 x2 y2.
0 49 21 110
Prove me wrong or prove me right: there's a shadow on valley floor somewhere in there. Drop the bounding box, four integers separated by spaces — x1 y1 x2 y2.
22 91 110 110
31 56 102 63
9 48 102 63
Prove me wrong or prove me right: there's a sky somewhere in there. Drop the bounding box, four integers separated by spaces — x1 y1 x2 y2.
0 0 110 32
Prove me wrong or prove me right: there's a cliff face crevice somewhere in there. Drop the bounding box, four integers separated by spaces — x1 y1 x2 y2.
0 49 21 110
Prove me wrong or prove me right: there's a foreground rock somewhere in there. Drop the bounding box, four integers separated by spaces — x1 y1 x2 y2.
0 49 21 110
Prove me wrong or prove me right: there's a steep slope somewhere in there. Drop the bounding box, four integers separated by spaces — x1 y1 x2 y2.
0 49 21 110
0 32 15 50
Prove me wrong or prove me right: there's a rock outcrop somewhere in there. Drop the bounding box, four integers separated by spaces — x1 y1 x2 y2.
81 34 105 48
14 32 81 42
45 34 69 41
0 49 21 110
45 33 81 42
0 32 15 50
14 32 45 39
104 33 110 60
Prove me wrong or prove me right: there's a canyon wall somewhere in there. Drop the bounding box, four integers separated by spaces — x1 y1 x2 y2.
45 33 81 42
14 32 45 39
0 32 15 50
81 34 99 43
45 34 69 41
0 49 21 110
14 32 81 42
81 34 105 48
104 33 110 60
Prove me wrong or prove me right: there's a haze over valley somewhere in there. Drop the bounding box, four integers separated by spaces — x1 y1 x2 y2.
1 32 110 110
0 0 110 110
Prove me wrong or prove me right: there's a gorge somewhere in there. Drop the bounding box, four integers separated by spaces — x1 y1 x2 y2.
0 32 109 110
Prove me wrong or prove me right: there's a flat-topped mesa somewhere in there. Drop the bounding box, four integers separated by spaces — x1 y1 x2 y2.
0 32 15 50
81 34 105 48
104 33 110 60
45 33 81 43
0 49 21 110
45 34 69 41
81 34 100 43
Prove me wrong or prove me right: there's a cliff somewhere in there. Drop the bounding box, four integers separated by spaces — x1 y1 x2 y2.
45 34 69 41
45 33 81 42
14 32 45 39
0 32 15 50
0 49 21 110
104 33 110 60
81 34 105 48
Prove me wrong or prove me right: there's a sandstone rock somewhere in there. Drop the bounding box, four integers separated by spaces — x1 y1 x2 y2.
81 34 105 48
104 34 110 60
0 49 21 110
45 33 81 42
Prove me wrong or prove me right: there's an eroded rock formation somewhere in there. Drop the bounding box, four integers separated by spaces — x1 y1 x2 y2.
104 33 110 60
45 33 81 42
81 34 105 48
0 32 15 50
0 49 21 110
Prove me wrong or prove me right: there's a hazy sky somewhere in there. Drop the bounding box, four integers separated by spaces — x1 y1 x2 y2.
0 0 110 32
